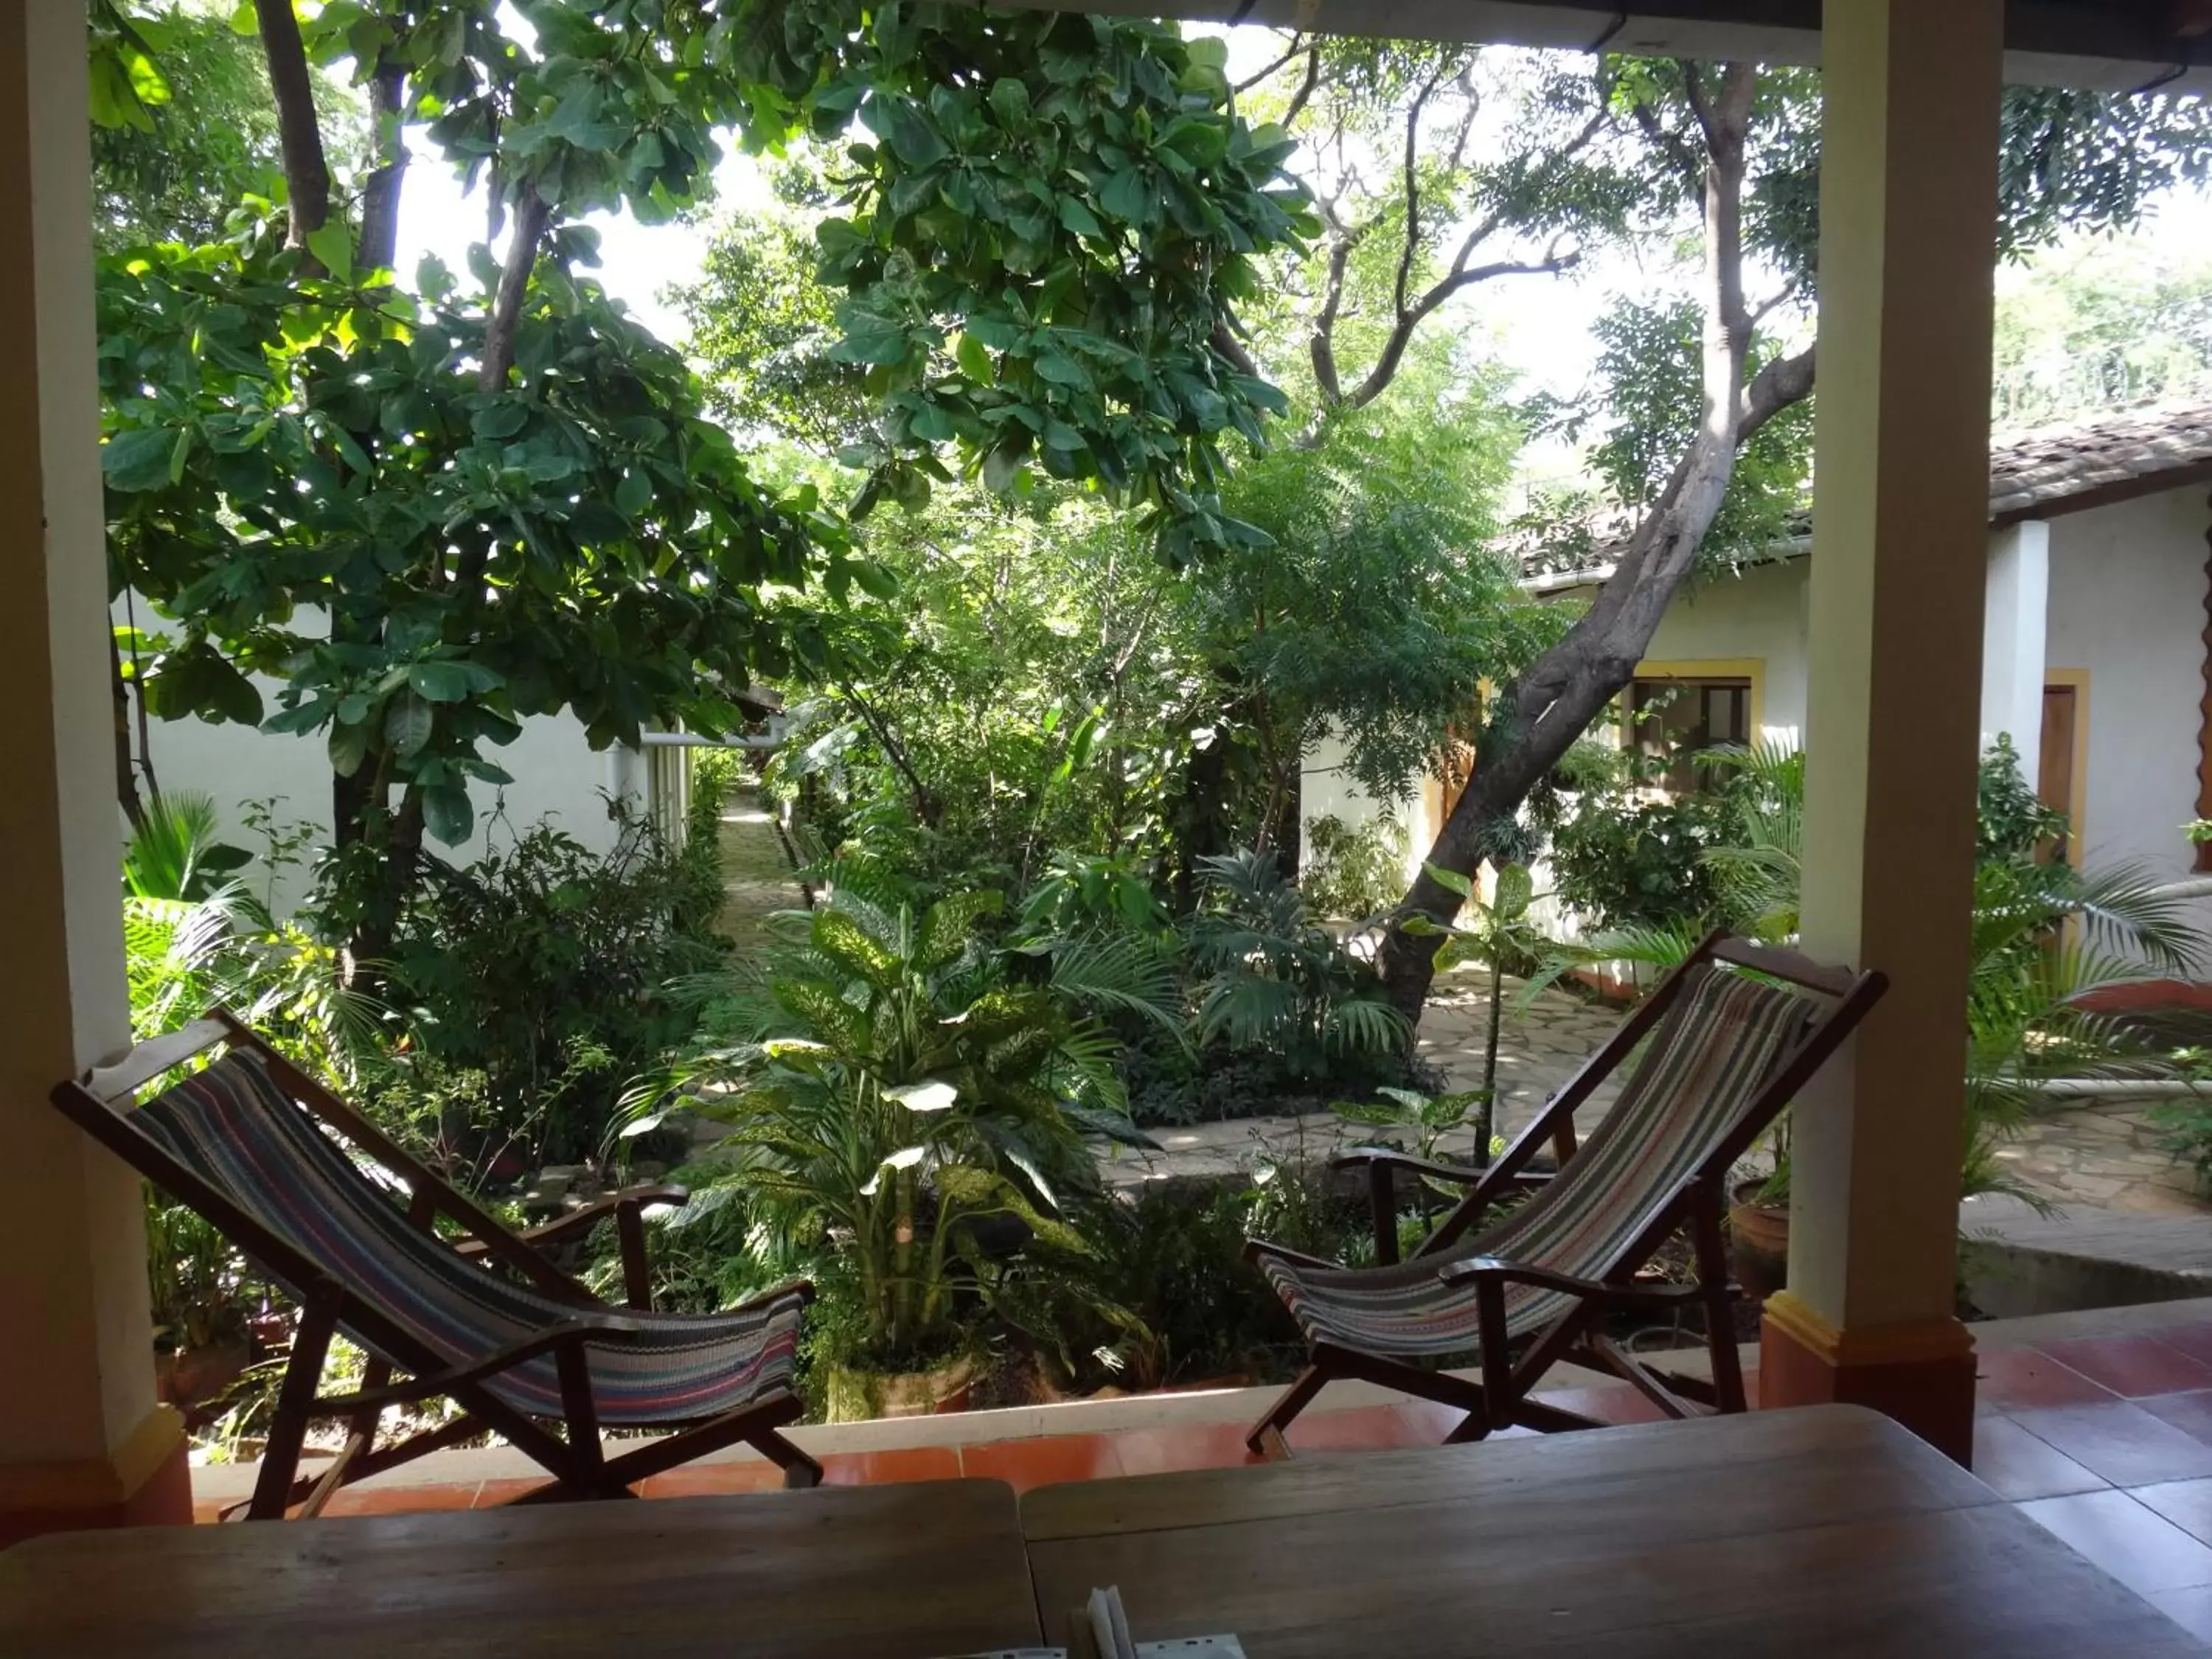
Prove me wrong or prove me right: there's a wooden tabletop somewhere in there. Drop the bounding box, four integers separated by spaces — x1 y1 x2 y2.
1023 1404 2210 1657
0 1478 1041 1659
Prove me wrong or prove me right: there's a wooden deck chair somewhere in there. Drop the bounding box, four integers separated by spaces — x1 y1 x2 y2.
51 1011 823 1519
1245 933 1885 1458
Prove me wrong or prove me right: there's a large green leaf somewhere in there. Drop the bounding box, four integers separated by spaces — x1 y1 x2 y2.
812 908 903 988
419 782 475 846
384 690 434 758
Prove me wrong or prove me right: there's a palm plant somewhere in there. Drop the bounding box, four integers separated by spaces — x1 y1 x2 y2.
122 796 378 1367
1185 849 1408 1067
122 790 251 902
639 888 1160 1370
1697 739 1804 939
1534 741 2208 1208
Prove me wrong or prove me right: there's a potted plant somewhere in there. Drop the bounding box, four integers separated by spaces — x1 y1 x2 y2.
639 888 1158 1419
145 1194 257 1419
1728 1118 1792 1303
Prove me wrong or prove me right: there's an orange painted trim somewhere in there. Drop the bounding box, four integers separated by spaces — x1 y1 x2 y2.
0 1402 191 1540
2195 491 2212 871
0 1401 185 1509
1759 1301 1978 1466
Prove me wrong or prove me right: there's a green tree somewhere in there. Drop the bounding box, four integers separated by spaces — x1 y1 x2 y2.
1335 59 2212 1023
94 0 1310 951
1196 353 1554 859
673 154 874 455
89 0 363 252
1992 224 2212 427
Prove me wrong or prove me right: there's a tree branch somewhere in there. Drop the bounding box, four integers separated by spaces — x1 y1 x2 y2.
1211 322 1259 379
1740 344 1816 441
479 184 552 392
1342 243 1578 409
254 0 331 257
1391 63 1451 322
1281 46 1323 130
357 60 409 277
1234 33 1306 97
1338 107 1607 411
1308 216 1354 406
841 681 939 826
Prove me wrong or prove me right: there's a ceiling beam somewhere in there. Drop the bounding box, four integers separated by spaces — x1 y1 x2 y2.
1054 1 2212 94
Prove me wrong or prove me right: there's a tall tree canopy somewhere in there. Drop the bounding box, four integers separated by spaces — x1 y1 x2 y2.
1213 44 2210 1020
1992 225 2212 427
93 0 1312 950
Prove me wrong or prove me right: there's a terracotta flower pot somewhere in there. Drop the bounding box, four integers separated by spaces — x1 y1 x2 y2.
155 1338 251 1416
822 1354 976 1424
1728 1179 1790 1304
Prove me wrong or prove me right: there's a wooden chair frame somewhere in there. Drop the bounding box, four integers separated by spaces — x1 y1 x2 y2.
51 1010 824 1519
1244 932 1887 1458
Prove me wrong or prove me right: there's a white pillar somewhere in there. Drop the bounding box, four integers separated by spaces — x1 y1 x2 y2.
1762 0 2004 1464
0 0 187 1540
1980 521 2050 767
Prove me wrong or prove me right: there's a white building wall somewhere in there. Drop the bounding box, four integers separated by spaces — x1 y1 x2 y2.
2043 488 2211 891
1636 554 1812 749
122 611 645 912
1290 482 2212 947
1980 521 2051 762
1299 727 1434 889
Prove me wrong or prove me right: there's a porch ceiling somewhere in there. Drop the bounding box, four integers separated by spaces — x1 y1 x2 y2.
1055 0 2212 93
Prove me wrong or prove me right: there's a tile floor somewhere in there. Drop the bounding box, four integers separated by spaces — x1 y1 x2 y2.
1969 1318 2212 1641
189 1309 2212 1647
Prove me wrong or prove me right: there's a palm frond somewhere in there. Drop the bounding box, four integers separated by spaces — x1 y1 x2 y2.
1045 934 1184 1040
2062 861 2210 980
1322 995 1410 1056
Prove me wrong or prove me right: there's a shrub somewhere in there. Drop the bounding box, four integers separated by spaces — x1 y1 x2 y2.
1301 814 1406 919
1547 793 1727 929
1120 1032 1443 1127
378 804 728 1174
1186 848 1408 1068
637 888 1161 1374
1053 1154 1374 1392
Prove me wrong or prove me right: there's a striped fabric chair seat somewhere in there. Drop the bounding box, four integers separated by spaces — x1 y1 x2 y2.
1259 965 1814 1360
135 1050 803 1426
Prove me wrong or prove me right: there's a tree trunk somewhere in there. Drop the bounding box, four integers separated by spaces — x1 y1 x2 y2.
1376 65 1809 1029
479 184 551 392
357 60 408 277
253 0 330 255
111 630 144 830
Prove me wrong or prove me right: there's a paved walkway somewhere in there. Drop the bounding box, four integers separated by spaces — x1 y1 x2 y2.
1102 970 1627 1189
1108 967 2212 1217
711 784 807 952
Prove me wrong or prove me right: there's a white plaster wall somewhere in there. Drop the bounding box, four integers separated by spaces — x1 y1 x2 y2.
1635 554 1812 748
121 608 643 912
2043 487 2212 891
1298 726 1433 888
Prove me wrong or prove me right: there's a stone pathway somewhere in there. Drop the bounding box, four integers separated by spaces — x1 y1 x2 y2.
1990 1100 2209 1216
1102 970 1629 1190
712 784 807 953
1107 966 2212 1218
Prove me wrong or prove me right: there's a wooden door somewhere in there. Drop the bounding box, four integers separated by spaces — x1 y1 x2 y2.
2039 684 2076 861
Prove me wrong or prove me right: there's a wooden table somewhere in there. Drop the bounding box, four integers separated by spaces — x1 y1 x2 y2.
1023 1404 2210 1657
0 1478 1041 1659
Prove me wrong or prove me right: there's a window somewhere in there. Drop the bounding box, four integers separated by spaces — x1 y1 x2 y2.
1628 675 1752 795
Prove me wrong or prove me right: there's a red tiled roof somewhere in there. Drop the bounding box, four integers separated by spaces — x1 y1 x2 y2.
1987 397 2212 524
1523 397 2212 584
